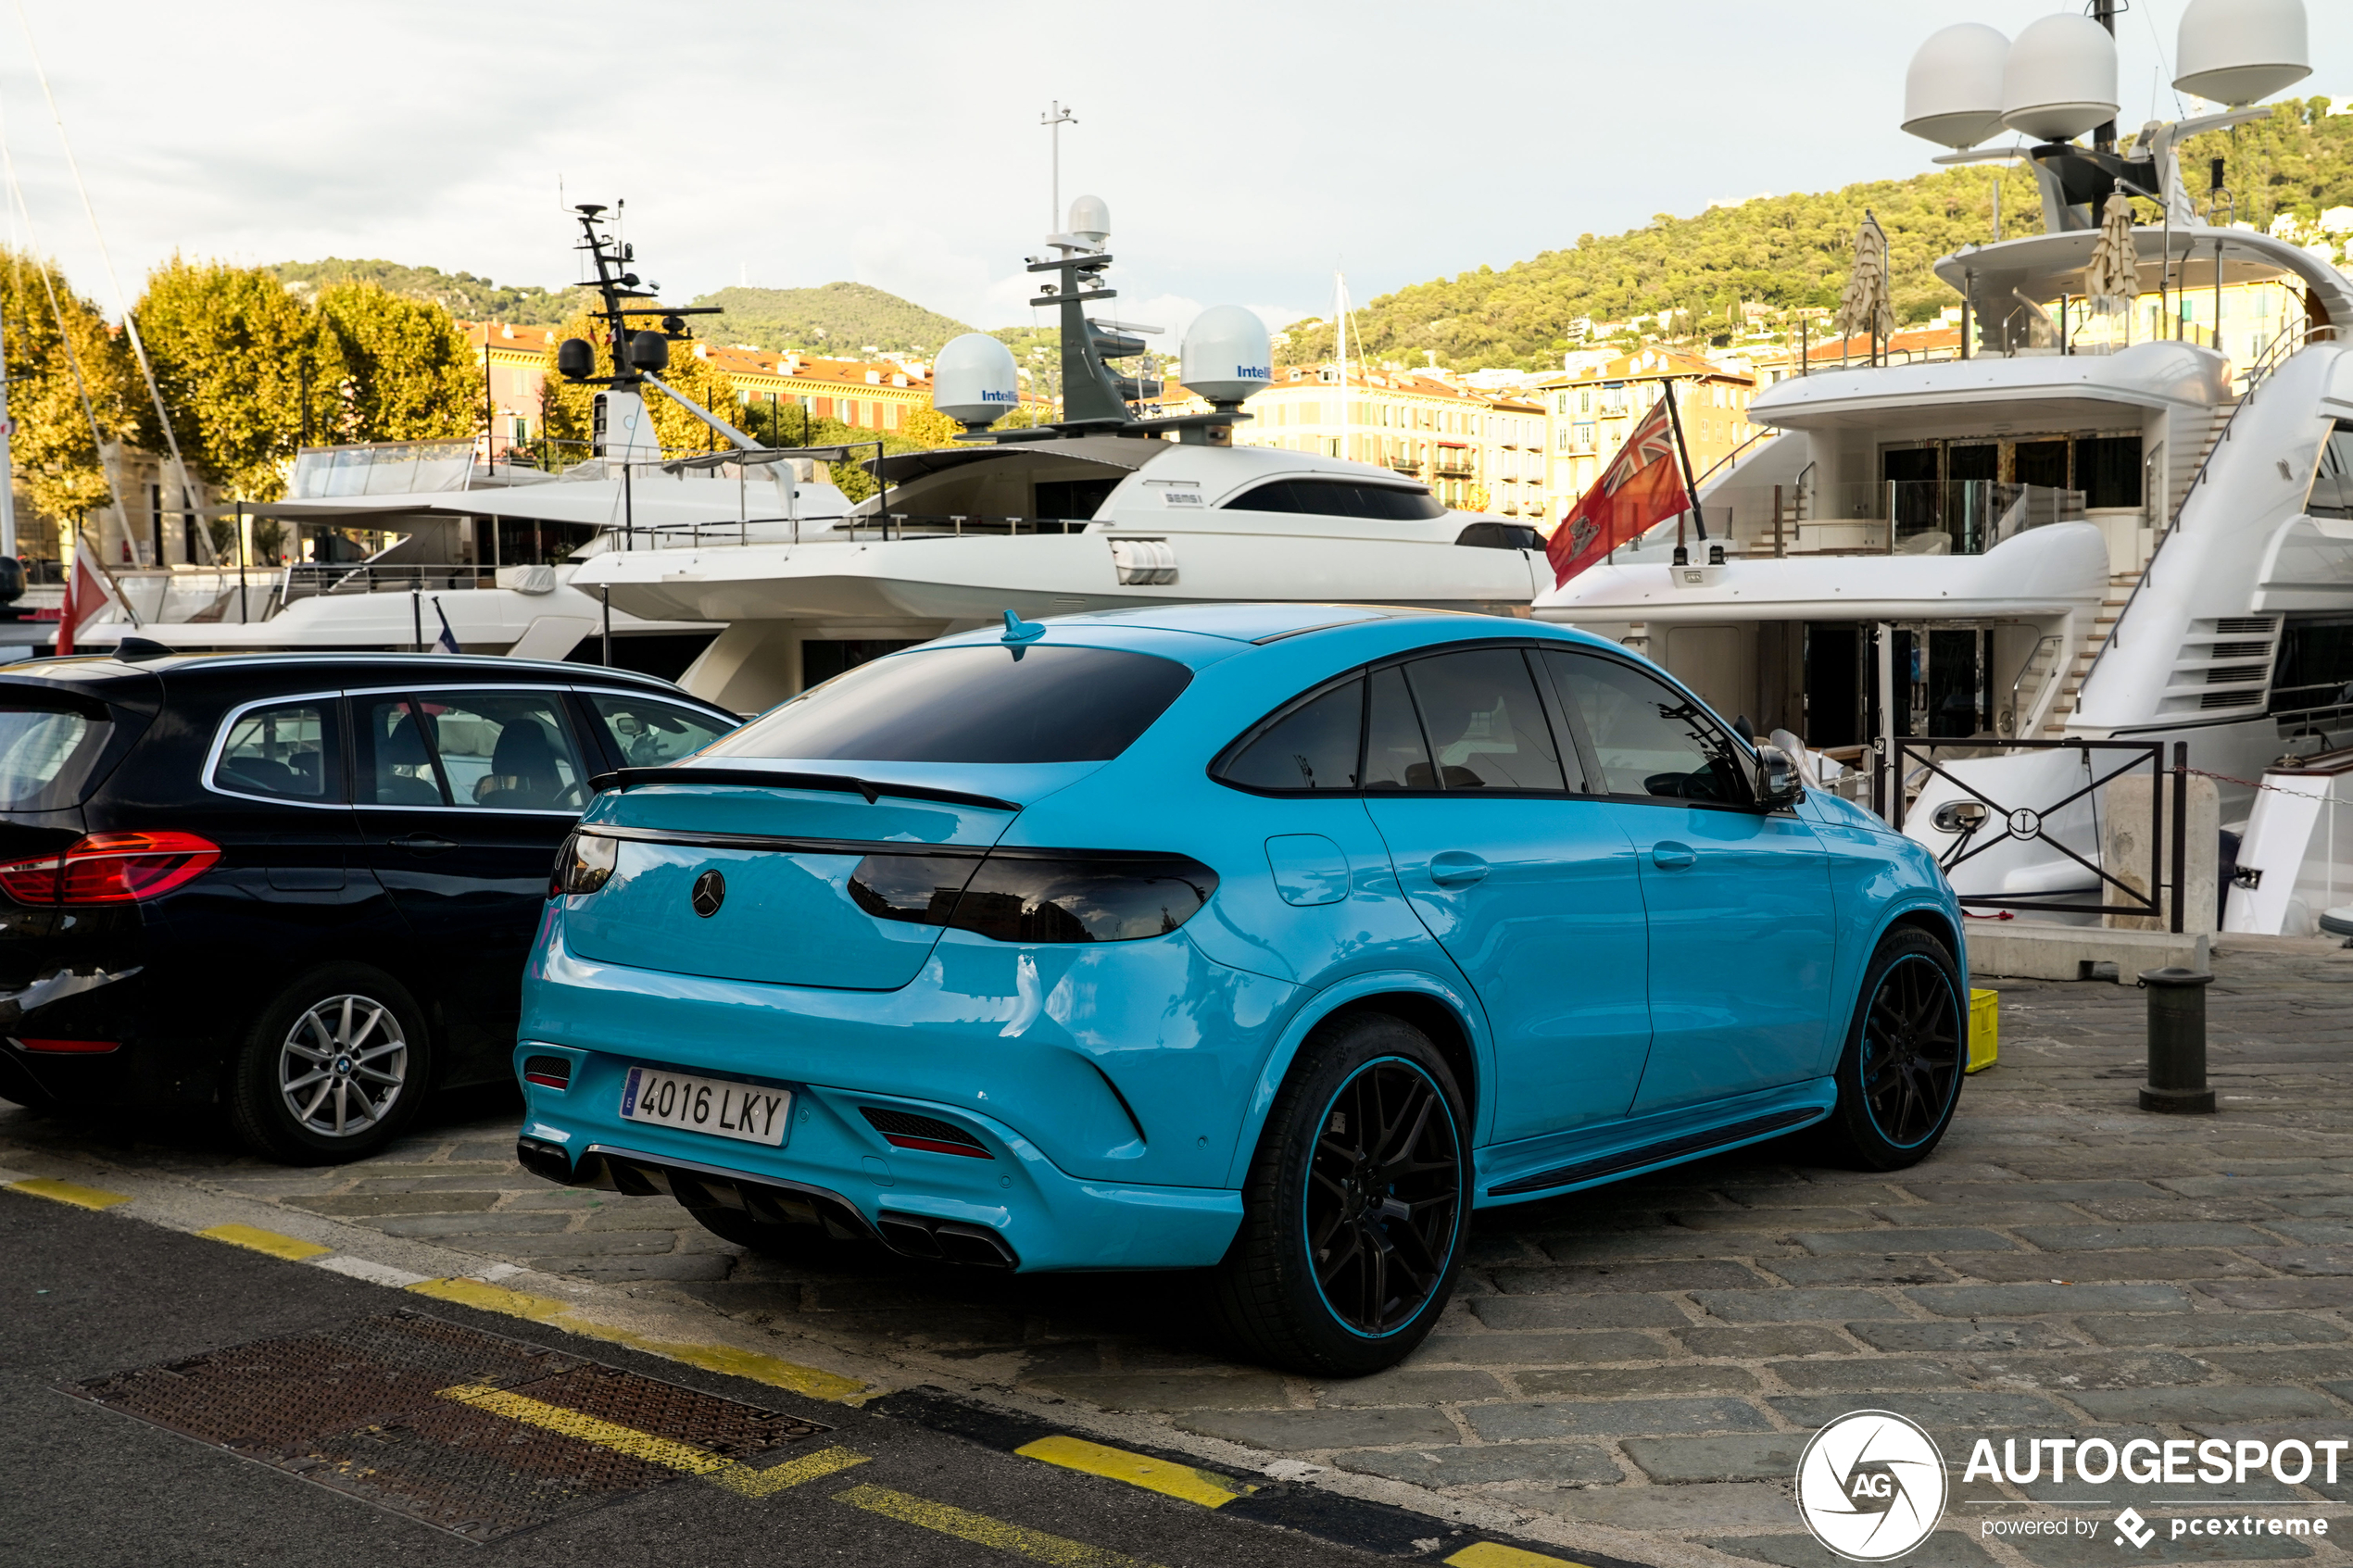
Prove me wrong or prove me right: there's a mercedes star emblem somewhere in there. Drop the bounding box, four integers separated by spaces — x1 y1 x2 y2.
690 869 726 918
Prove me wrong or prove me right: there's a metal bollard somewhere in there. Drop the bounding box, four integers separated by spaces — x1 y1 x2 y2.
2137 966 2216 1114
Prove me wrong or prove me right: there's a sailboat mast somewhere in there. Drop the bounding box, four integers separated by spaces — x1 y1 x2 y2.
0 307 14 559
1335 270 1348 465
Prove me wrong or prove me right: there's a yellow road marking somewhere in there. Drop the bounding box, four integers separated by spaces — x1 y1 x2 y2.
196 1223 332 1261
6 1177 131 1210
711 1444 871 1498
408 1276 869 1403
435 1382 867 1497
832 1484 1164 1568
1015 1434 1258 1509
1447 1542 1596 1568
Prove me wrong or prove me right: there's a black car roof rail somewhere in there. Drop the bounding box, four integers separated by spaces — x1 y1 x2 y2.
588 766 1020 814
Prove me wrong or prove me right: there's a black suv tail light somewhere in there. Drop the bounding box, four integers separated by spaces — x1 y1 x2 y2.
0 832 221 905
849 850 1216 944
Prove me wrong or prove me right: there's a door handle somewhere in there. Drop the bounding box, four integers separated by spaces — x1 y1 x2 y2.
391 833 459 854
1651 841 1697 870
1428 851 1489 886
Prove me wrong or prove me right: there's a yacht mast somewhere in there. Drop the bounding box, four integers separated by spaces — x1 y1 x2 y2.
1335 270 1349 466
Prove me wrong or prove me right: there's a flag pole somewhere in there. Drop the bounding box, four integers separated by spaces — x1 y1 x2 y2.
1660 378 1707 546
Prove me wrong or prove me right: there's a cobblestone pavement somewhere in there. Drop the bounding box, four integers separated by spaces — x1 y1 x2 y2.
10 933 2353 1568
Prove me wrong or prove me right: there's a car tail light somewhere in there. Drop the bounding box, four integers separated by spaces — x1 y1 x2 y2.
551 832 619 897
849 850 1216 944
522 1054 573 1090
861 1106 991 1158
15 1037 119 1053
0 832 221 906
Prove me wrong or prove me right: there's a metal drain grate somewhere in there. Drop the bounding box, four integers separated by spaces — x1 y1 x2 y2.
62 1311 829 1542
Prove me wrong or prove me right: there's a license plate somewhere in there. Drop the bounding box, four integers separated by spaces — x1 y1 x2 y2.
618 1066 791 1147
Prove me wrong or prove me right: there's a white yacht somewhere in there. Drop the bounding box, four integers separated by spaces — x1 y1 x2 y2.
571 199 1549 712
1535 2 2351 918
69 206 850 676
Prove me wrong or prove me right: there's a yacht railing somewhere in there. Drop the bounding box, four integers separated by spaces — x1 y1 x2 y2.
610 514 1096 551
2001 633 2065 739
2081 320 2342 691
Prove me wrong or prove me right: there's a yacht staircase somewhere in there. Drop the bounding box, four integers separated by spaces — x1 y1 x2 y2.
2030 397 2237 738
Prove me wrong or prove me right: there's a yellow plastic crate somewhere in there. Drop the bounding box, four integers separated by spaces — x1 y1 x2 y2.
1967 987 1998 1073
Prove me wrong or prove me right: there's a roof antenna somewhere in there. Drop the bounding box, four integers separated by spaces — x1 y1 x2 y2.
1001 608 1046 644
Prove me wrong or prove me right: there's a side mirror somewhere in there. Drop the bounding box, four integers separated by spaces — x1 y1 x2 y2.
1753 743 1804 809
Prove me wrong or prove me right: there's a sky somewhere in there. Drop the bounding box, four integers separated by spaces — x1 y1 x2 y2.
1 0 2348 348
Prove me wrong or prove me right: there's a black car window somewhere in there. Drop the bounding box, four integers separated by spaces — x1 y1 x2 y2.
213 701 339 801
0 701 111 810
355 696 450 806
1403 648 1569 791
1214 676 1363 793
1545 651 1749 805
705 645 1191 764
583 694 733 769
412 690 590 812
1363 665 1434 790
1224 478 1447 521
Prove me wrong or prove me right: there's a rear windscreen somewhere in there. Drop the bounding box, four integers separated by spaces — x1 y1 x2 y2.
0 705 111 809
706 645 1193 764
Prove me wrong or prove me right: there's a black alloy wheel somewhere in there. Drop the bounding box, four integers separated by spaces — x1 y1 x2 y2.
1305 1059 1463 1336
1861 954 1963 1146
1208 1010 1469 1375
1822 926 1967 1170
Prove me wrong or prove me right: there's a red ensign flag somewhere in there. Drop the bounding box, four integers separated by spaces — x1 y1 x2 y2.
1545 398 1692 588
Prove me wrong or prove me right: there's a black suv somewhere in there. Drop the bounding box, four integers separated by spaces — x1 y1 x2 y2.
0 653 738 1161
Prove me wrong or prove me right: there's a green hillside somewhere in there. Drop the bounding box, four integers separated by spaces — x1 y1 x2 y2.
687 282 973 355
271 258 587 324
1287 99 2353 370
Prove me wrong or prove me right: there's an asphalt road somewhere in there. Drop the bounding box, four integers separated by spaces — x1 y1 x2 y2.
0 1191 1428 1568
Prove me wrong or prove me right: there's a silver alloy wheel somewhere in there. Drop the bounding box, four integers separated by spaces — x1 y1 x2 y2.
277 993 409 1137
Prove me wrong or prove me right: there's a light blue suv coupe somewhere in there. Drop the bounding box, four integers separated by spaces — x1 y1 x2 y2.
515 605 1965 1374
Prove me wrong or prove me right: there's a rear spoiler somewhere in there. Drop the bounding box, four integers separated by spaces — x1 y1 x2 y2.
587 766 1020 814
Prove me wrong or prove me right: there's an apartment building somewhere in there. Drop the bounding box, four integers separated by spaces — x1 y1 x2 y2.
1535 348 1761 523
1198 365 1548 517
462 322 954 451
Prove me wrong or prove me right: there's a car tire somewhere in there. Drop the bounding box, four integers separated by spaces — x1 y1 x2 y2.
1820 926 1967 1171
685 1205 862 1262
1206 1010 1469 1376
227 964 432 1164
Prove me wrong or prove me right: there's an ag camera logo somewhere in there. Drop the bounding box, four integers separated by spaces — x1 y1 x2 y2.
1797 1411 1949 1562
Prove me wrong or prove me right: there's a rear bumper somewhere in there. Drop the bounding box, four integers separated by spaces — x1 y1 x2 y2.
0 960 220 1109
511 1050 1242 1272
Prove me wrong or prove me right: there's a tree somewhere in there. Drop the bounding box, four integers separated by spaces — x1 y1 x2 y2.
536 310 742 458
0 246 139 526
134 257 347 499
317 280 478 443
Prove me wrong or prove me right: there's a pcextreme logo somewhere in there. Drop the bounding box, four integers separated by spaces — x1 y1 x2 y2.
1797 1411 1951 1562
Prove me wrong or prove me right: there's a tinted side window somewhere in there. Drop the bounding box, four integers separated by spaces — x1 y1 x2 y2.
2311 421 2353 520
1403 648 1567 791
1363 665 1434 789
1546 651 1749 804
214 701 339 801
1225 479 1447 521
1215 677 1362 793
705 645 1191 765
585 694 734 768
414 690 590 812
355 696 449 806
